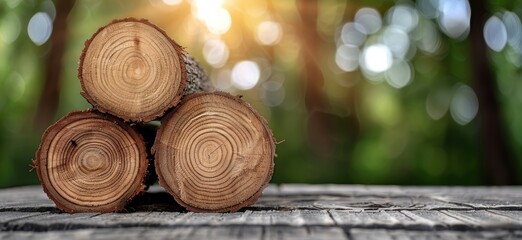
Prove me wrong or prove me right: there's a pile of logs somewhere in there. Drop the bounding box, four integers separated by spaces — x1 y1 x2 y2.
34 18 275 213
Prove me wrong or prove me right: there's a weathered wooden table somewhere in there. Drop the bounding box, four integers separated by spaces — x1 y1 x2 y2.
1 184 522 239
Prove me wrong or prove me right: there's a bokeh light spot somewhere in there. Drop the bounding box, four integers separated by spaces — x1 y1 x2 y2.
385 59 412 89
361 44 393 73
205 8 231 35
335 44 359 72
27 12 53 46
386 4 419 33
382 26 410 59
261 80 285 107
231 61 260 90
0 12 21 45
437 0 471 39
211 69 232 90
450 84 479 125
340 22 367 47
484 16 507 52
426 89 451 120
355 8 382 34
414 19 441 54
203 38 229 68
256 21 283 46
417 0 439 19
503 11 522 54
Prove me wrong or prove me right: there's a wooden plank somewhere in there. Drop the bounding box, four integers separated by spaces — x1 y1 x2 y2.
440 210 522 228
399 210 469 228
279 184 415 198
349 228 522 240
254 194 463 211
329 210 419 227
2 210 335 230
264 226 347 240
0 212 44 223
3 212 98 231
0 186 54 212
0 226 348 240
2 184 522 239
488 210 522 222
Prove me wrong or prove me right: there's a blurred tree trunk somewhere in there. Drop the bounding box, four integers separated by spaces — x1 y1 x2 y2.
33 0 75 131
470 0 515 184
296 0 335 161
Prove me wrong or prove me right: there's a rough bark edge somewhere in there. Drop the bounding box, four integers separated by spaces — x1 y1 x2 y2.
181 53 213 96
33 109 149 213
153 91 276 213
134 123 159 189
77 18 188 123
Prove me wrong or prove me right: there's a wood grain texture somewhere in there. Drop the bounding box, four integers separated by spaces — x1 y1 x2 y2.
2 185 522 239
34 110 149 213
79 18 211 122
153 92 275 213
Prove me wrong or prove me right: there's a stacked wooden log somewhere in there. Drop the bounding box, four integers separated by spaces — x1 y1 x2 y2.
34 18 275 213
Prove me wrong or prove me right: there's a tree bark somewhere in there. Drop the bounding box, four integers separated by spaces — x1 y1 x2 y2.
153 92 275 212
296 0 335 161
79 18 211 123
469 0 515 184
34 110 149 213
32 0 75 131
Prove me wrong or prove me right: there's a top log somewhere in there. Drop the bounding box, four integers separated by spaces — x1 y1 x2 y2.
79 18 211 122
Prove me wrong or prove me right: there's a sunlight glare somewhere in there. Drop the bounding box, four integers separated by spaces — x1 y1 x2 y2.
162 0 181 5
191 0 231 35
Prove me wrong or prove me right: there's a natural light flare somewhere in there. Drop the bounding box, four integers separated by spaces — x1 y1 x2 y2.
191 0 231 35
162 0 181 5
205 8 231 35
192 0 224 20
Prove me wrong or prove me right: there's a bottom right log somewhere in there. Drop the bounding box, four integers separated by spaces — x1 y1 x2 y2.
153 92 275 212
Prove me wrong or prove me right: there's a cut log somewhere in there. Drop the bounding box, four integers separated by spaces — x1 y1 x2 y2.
34 110 149 213
153 92 275 212
78 18 211 122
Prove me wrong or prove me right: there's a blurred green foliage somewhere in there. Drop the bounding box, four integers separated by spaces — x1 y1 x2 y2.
1 0 521 188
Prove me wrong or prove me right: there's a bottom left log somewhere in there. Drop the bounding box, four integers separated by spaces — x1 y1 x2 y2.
34 110 149 213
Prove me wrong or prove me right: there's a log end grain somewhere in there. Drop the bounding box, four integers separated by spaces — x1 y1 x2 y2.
34 110 149 213
153 92 275 212
78 18 187 122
